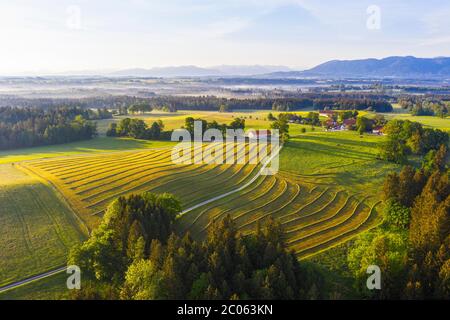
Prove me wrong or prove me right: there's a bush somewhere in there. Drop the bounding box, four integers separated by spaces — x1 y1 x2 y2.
384 199 410 229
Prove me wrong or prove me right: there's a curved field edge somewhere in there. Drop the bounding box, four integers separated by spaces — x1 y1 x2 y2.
177 172 384 254
0 165 86 287
15 163 92 234
295 201 384 260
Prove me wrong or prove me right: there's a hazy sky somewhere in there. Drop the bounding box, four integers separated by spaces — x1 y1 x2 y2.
1 0 450 74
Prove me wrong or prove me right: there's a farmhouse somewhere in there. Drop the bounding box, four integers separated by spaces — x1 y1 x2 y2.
246 129 271 140
343 118 356 129
372 126 384 135
319 110 336 117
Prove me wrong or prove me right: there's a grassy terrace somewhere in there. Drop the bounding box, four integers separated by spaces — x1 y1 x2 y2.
0 137 177 165
177 130 398 258
17 143 266 230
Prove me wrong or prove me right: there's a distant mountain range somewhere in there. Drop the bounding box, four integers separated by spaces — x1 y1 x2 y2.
266 56 450 79
46 57 450 79
109 65 292 77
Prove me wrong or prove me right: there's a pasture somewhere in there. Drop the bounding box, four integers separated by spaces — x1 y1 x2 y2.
0 137 176 165
386 114 450 131
0 165 86 287
1 109 403 296
17 143 269 230
96 110 322 136
373 104 450 131
17 128 395 258
177 130 395 258
0 272 69 300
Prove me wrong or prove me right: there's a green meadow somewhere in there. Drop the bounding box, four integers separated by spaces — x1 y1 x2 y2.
1 108 438 298
0 137 176 165
0 165 86 287
0 272 69 300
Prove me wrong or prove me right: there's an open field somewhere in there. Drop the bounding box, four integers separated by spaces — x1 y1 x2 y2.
17 143 269 230
96 110 324 136
177 130 394 258
0 165 86 287
178 175 382 259
0 137 176 165
373 104 450 131
385 114 450 131
0 272 69 300
12 128 395 259
1 110 402 295
280 131 398 195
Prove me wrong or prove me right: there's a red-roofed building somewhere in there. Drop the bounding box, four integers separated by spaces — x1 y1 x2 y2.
372 126 384 135
246 130 271 140
319 110 336 117
343 118 356 128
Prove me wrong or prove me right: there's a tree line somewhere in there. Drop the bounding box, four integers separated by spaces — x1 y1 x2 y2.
0 95 147 111
0 93 395 115
348 144 449 299
378 119 449 164
0 107 104 150
68 193 326 300
106 118 168 140
398 96 449 117
142 95 393 113
183 117 245 137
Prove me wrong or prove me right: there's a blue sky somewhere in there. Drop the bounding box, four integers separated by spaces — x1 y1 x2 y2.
0 0 449 74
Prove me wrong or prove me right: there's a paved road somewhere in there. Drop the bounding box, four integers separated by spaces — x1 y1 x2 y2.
0 266 66 294
0 145 282 293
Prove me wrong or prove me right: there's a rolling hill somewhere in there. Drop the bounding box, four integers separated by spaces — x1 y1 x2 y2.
267 56 450 79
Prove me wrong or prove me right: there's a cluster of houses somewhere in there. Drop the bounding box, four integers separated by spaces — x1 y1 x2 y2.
319 110 384 135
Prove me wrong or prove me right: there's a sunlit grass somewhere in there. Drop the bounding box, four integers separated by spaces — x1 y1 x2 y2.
0 165 85 287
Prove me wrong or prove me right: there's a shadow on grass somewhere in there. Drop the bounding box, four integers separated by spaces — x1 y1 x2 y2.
297 134 381 149
283 139 376 161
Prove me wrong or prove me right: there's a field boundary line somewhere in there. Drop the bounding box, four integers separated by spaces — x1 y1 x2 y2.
4 144 282 293
179 145 283 216
15 164 90 237
0 266 66 294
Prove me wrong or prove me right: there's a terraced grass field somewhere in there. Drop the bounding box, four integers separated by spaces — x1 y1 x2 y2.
2 124 399 299
17 143 270 230
177 130 396 258
13 129 395 259
177 175 382 258
0 165 86 287
0 136 176 165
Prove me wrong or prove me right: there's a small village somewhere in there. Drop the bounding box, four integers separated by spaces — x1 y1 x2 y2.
284 109 386 135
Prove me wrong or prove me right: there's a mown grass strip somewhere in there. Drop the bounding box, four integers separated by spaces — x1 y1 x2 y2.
195 176 280 236
295 201 382 259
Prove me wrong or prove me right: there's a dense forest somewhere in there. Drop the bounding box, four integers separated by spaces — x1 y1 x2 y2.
144 95 393 112
0 95 147 110
348 145 449 299
0 93 394 114
0 107 109 150
68 193 327 300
